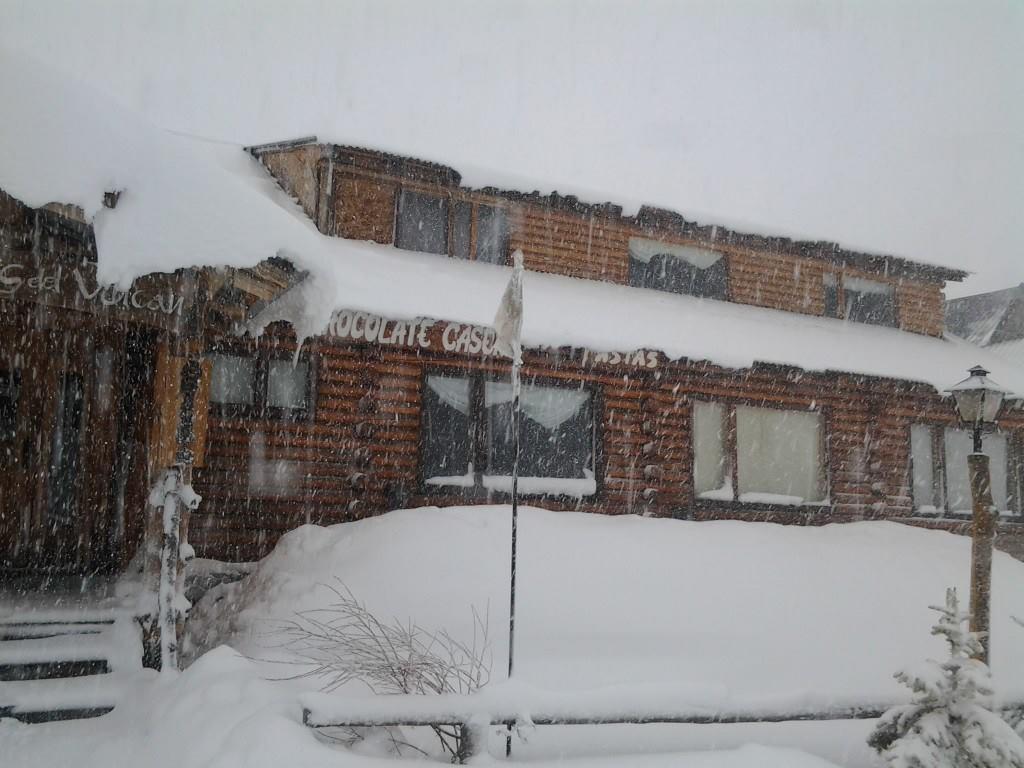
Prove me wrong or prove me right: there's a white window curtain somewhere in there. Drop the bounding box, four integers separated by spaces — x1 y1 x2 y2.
943 428 1008 513
267 359 309 409
842 276 893 296
736 406 824 502
693 401 727 495
426 375 471 414
209 353 254 405
628 237 722 269
910 424 937 511
485 381 590 431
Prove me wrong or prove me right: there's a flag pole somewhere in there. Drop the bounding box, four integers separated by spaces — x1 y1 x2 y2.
493 251 525 758
506 351 520 759
508 348 520 680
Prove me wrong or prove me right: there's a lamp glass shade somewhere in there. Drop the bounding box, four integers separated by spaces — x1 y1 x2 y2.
949 366 1008 425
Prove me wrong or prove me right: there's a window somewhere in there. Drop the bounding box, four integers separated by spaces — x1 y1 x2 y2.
422 375 473 481
267 359 310 411
475 204 509 264
451 201 473 261
910 424 938 511
628 237 728 300
395 189 449 255
909 424 1020 516
449 201 509 264
0 368 20 445
209 354 255 406
209 351 312 419
397 192 510 264
823 274 897 327
422 372 596 497
693 400 827 505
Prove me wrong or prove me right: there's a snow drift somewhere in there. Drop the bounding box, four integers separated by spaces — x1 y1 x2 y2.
187 507 1024 703
9 506 1024 767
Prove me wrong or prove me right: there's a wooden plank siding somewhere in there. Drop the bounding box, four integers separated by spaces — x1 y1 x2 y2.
251 143 958 339
188 326 1024 562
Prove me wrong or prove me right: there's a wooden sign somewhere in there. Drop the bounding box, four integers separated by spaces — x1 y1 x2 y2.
0 255 195 328
326 308 659 369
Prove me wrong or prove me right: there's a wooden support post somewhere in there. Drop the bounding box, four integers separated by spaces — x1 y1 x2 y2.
456 716 491 764
969 452 996 664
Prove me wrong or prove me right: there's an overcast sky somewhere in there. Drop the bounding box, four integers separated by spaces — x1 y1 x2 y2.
1 0 1020 297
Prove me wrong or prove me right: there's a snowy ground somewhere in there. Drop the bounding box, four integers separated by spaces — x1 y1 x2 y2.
4 506 1024 767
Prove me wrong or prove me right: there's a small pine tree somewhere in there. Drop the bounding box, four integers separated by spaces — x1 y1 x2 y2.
869 588 1024 768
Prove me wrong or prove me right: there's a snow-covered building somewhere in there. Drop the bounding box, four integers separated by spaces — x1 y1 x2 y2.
3 133 1024 583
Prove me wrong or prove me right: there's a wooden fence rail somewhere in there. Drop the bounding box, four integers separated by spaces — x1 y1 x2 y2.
301 693 1024 764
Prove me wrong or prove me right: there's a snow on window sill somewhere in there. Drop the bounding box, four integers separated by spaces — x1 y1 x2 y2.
483 474 597 499
698 487 734 502
425 470 598 498
913 506 1022 520
425 471 476 489
698 489 829 507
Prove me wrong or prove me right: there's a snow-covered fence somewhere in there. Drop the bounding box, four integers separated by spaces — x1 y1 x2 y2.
302 689 1024 762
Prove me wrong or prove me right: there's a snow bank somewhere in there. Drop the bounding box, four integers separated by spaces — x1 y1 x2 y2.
188 507 1024 705
12 507 1024 767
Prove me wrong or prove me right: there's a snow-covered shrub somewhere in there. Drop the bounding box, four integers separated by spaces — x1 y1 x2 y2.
272 581 491 760
868 588 1024 767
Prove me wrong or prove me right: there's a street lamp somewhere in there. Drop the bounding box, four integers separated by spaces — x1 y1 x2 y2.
948 365 1009 665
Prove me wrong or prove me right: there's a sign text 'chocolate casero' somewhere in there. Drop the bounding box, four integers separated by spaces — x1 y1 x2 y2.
326 309 659 369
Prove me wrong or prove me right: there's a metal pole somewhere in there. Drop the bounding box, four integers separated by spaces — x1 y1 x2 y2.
968 444 995 665
508 364 520 681
506 357 520 758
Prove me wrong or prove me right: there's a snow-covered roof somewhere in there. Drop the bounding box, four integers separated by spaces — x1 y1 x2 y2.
2 46 1022 398
990 338 1024 366
946 284 1024 346
260 241 1024 398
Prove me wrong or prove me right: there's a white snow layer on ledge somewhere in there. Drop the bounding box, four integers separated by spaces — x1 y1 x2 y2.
1 46 1021 396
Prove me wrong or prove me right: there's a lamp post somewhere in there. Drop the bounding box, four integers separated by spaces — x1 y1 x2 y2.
948 365 1008 665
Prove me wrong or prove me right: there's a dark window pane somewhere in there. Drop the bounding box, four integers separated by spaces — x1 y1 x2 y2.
823 275 840 318
451 201 472 260
476 205 509 264
0 368 20 443
395 190 449 255
48 373 84 524
422 375 473 480
485 381 593 480
844 278 896 326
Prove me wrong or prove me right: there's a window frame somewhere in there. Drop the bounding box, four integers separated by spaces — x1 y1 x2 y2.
822 272 899 328
690 396 830 510
418 366 602 500
207 345 315 423
909 422 1023 518
394 189 511 266
627 238 730 301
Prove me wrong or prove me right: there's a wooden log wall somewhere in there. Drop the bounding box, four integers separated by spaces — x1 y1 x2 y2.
188 328 1024 563
252 145 956 340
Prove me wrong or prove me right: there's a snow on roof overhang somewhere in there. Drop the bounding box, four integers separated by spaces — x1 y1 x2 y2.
247 137 969 285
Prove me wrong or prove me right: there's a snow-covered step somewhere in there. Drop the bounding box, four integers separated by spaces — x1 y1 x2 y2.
0 631 114 666
0 672 131 723
0 612 142 722
0 621 111 641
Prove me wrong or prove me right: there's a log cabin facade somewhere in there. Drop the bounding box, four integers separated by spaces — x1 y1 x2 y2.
2 138 1024 587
